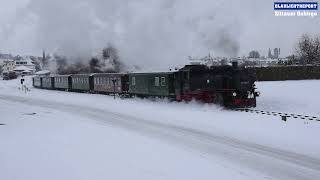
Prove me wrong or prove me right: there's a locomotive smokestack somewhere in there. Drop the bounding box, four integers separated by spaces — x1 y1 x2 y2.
232 61 238 69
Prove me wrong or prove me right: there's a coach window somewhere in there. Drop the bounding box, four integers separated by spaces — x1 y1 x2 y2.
132 77 136 86
161 77 166 86
155 77 160 87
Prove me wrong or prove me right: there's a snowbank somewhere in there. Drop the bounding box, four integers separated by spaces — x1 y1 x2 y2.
0 77 320 180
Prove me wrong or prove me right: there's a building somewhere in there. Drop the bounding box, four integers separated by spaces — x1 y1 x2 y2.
268 48 281 59
244 57 280 67
268 48 272 59
0 59 16 73
14 65 33 75
273 48 280 59
15 57 36 74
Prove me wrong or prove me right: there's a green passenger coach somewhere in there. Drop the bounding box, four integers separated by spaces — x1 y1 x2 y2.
128 72 175 98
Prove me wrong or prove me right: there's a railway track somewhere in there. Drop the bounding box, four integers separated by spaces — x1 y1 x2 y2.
235 108 320 121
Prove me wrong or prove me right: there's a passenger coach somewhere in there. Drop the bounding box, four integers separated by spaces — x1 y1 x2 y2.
41 76 54 89
71 74 93 92
32 76 42 88
92 73 129 94
54 75 72 90
129 72 175 98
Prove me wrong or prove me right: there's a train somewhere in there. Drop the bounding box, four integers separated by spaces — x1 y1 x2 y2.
32 62 259 108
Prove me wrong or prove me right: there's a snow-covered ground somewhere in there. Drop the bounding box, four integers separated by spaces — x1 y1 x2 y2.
256 80 320 116
0 77 320 180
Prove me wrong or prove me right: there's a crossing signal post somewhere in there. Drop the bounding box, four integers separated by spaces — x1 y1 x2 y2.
112 79 117 100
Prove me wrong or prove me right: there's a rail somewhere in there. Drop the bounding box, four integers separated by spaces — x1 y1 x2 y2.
235 108 320 122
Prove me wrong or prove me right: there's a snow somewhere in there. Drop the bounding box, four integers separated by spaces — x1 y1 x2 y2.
0 77 320 180
256 80 320 116
14 65 32 71
35 70 50 75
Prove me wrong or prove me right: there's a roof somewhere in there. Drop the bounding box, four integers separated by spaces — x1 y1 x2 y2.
129 72 174 75
14 66 32 71
35 70 51 75
70 74 94 77
54 74 71 77
92 73 127 77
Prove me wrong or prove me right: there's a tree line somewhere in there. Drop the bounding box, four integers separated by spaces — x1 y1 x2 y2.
247 34 320 66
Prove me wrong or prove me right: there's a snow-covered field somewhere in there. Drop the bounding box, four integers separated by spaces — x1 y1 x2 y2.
0 77 320 180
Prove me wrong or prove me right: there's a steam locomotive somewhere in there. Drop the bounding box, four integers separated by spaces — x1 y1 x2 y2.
33 62 259 107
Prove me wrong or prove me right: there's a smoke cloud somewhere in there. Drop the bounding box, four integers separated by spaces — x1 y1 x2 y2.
1 0 319 71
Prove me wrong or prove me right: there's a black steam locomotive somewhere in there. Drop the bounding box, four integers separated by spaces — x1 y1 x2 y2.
33 62 259 108
173 62 258 107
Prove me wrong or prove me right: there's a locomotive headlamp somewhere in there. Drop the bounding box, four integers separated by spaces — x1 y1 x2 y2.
232 92 237 97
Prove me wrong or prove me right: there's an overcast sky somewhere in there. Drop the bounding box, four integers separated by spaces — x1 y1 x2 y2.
0 0 319 69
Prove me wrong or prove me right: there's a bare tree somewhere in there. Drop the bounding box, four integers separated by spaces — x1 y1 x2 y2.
314 36 320 64
296 34 320 64
0 65 3 75
248 50 260 58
